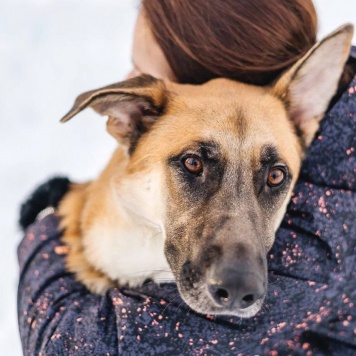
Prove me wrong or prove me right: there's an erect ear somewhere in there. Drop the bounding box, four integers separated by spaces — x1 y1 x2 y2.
60 74 168 150
273 24 354 148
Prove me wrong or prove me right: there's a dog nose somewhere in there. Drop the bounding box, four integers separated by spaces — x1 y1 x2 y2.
208 268 265 309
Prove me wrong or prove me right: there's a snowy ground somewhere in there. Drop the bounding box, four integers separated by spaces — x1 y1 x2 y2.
0 1 354 354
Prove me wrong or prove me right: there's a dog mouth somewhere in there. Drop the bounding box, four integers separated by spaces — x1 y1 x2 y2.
175 260 267 318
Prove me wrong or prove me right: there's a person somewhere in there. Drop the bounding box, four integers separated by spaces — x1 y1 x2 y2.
18 0 356 354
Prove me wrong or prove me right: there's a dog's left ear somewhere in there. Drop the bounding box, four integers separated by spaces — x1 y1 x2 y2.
60 75 168 150
273 24 354 147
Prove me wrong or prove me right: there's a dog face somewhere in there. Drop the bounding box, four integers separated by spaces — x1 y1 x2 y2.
121 81 302 318
60 25 353 317
148 85 300 317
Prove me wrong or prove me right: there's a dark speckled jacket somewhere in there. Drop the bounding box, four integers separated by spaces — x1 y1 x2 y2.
18 62 356 355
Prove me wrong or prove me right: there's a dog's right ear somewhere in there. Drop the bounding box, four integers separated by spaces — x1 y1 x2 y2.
272 24 353 148
60 75 168 150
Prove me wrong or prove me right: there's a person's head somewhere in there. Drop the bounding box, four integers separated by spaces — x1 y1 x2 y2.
129 0 318 86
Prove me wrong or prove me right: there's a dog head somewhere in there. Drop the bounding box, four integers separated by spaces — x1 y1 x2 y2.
61 25 353 317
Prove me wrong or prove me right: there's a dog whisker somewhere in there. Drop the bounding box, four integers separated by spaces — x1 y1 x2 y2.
182 309 191 325
159 294 181 317
267 281 287 298
259 302 272 319
115 268 173 282
182 310 193 354
175 300 186 313
134 213 163 231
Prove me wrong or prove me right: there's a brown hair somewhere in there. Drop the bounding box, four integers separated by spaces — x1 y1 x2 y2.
142 0 318 86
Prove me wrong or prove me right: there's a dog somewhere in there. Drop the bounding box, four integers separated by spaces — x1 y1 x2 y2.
57 25 353 318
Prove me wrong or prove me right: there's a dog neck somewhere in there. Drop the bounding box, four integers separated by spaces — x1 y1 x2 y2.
59 147 173 288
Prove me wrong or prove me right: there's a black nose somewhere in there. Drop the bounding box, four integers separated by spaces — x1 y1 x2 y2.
208 268 265 309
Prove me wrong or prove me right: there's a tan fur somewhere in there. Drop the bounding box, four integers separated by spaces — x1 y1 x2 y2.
58 182 115 292
58 149 131 293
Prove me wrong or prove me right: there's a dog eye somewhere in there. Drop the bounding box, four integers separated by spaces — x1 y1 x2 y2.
183 156 203 175
267 167 285 187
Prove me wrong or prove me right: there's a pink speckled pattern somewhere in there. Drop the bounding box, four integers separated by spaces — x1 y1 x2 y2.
18 72 356 355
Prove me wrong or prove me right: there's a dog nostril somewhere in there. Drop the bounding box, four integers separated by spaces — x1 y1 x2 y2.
209 285 231 306
242 294 254 304
209 276 265 309
216 288 229 301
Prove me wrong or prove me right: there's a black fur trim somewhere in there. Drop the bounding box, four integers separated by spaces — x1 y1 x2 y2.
19 177 71 230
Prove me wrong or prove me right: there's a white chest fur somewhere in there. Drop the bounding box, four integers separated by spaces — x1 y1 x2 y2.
82 168 174 287
83 221 173 287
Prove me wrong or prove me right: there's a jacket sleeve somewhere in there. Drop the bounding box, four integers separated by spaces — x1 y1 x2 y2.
17 215 120 355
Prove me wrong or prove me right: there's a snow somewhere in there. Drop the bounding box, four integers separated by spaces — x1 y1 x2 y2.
0 0 354 354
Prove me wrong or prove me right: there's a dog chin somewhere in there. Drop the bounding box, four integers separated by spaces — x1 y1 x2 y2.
178 284 265 318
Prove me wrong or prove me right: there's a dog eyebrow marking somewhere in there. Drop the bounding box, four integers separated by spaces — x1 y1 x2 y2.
259 144 281 166
198 141 221 159
169 140 222 161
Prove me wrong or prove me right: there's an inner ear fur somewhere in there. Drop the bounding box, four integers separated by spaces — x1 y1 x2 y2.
60 74 169 149
272 24 354 148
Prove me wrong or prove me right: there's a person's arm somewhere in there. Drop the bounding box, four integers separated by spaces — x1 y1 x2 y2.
18 215 119 355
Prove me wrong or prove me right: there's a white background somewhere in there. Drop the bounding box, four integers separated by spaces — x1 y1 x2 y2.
0 0 355 354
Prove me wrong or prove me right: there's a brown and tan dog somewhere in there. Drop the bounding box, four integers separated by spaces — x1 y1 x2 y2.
58 25 353 318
